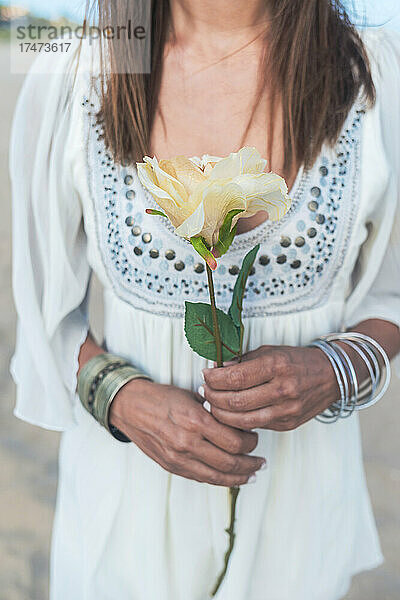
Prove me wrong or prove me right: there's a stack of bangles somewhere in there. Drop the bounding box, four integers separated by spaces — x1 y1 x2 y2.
77 353 152 442
77 334 391 437
309 332 391 423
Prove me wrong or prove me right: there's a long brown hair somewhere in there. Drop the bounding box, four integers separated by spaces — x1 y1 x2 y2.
90 0 375 173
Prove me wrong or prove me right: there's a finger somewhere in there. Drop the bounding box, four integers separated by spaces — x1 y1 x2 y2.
192 438 266 476
128 427 256 485
217 359 238 367
203 380 285 412
203 358 274 392
239 346 274 362
199 409 259 454
211 402 299 431
177 456 257 487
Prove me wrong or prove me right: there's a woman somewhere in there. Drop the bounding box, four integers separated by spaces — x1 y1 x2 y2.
9 0 400 598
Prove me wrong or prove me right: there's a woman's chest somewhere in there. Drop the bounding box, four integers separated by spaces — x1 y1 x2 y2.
151 47 271 161
83 97 365 319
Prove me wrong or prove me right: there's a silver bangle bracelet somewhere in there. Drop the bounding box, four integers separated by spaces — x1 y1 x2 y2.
310 331 391 423
324 332 391 410
329 341 358 417
309 340 346 423
336 339 378 408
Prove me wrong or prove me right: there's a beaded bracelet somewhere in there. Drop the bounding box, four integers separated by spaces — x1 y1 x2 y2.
77 352 152 442
93 364 152 441
77 353 130 416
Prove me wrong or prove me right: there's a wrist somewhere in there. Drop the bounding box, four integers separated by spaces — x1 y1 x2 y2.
109 377 154 430
77 352 153 442
77 333 104 379
310 346 341 403
335 340 369 385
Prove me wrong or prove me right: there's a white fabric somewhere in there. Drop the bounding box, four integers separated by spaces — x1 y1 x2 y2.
9 48 91 430
9 28 400 600
343 1 400 28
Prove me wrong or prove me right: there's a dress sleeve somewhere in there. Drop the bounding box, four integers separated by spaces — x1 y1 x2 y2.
9 51 92 430
344 29 400 340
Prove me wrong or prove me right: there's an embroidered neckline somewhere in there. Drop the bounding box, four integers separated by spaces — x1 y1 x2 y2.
84 92 366 319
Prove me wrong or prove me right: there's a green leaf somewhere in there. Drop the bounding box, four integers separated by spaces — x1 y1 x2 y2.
213 209 244 258
228 244 260 329
184 302 240 362
190 236 217 270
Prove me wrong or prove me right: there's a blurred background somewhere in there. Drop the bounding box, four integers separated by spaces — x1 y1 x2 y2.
0 1 399 598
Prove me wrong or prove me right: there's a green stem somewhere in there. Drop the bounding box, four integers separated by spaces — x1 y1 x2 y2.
210 486 240 596
206 264 242 596
211 306 246 594
206 264 223 368
210 319 244 594
238 322 244 363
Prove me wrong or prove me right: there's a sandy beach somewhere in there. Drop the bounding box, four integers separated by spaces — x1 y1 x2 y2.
0 43 399 599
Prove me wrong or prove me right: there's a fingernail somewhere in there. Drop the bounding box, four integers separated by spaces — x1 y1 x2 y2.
203 400 211 412
198 385 205 397
200 371 205 383
260 460 267 471
247 474 257 484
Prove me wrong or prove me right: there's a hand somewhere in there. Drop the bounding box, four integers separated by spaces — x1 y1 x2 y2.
109 379 266 486
202 345 339 431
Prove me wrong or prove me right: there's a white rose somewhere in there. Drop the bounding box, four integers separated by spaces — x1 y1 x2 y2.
137 146 291 247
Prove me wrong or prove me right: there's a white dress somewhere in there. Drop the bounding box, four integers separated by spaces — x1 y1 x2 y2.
9 28 400 600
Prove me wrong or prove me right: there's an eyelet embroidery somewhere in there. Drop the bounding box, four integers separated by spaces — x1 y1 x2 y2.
84 95 365 318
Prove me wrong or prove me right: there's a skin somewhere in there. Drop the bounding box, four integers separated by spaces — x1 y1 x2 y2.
202 319 400 432
151 0 298 233
78 0 400 485
80 334 264 486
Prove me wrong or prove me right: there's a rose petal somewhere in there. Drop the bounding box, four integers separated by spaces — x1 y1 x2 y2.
137 163 187 228
143 156 188 206
198 154 224 172
175 201 206 239
207 147 268 181
160 156 207 197
195 181 246 246
232 172 291 222
137 163 175 202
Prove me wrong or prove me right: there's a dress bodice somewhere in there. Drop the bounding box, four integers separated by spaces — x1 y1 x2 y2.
84 96 366 319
